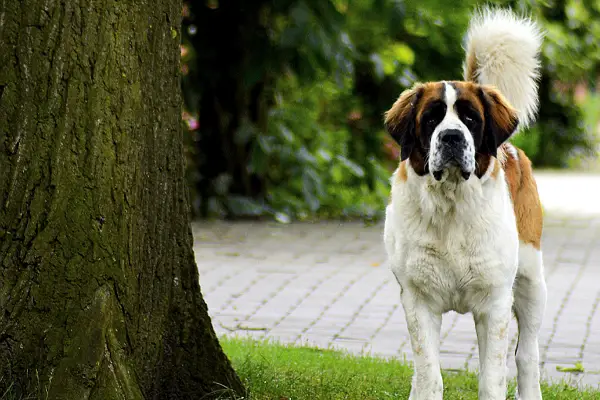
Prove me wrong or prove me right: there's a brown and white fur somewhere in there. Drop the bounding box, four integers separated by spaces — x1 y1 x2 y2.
383 8 546 400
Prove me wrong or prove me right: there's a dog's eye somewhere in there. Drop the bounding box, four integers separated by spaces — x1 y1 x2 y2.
455 100 480 126
461 112 478 127
426 117 437 126
422 102 446 128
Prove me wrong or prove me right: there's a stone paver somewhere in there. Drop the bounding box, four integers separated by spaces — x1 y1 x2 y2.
193 173 600 389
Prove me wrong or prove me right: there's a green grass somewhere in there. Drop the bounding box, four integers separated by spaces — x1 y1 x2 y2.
221 337 600 400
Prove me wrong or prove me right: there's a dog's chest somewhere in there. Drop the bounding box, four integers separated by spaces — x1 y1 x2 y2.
402 228 510 313
385 177 519 313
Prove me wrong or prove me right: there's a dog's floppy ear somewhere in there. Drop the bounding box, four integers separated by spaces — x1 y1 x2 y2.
478 85 519 158
384 85 423 161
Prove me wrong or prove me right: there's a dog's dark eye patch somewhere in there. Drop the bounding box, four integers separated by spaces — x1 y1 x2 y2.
455 99 482 127
421 100 447 128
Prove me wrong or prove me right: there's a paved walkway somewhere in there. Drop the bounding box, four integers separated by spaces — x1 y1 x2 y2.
193 172 600 388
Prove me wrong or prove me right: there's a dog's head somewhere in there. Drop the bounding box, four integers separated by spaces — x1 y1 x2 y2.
384 81 518 181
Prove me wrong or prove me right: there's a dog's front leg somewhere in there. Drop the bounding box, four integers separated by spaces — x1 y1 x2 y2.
474 289 513 400
401 285 443 400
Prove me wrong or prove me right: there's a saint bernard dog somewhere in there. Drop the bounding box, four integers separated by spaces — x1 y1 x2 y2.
383 8 546 400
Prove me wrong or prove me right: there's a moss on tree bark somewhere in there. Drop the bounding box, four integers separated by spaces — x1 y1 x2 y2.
0 1 244 398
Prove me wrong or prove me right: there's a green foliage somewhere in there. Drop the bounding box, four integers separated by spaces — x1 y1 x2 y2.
221 337 600 399
512 75 594 167
182 0 599 220
522 0 600 166
181 0 357 219
254 74 390 221
556 362 585 373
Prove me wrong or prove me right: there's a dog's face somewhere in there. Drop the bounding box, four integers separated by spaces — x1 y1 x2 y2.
385 81 519 180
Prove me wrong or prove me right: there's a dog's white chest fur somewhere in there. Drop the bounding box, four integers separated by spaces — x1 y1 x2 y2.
384 166 519 314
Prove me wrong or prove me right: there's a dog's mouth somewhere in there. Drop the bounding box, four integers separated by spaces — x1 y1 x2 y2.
432 167 471 181
430 150 472 181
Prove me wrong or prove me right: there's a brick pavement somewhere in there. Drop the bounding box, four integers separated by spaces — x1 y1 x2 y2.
194 172 600 389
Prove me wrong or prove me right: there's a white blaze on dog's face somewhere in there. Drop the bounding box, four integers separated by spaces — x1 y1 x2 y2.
428 82 476 180
384 81 520 181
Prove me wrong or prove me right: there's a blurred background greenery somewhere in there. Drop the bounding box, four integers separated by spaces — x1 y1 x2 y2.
180 0 600 221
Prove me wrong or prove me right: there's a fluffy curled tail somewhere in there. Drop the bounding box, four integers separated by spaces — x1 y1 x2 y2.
463 7 543 129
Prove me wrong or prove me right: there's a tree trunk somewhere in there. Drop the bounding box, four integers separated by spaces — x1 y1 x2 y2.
0 1 243 399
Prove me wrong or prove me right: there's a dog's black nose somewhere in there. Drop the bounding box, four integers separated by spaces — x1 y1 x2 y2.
440 129 464 145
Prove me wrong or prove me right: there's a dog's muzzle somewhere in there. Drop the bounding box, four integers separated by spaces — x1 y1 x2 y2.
431 129 472 181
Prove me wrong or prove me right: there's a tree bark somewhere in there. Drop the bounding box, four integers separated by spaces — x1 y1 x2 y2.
0 1 243 399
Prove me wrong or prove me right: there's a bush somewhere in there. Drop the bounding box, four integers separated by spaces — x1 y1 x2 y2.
230 73 391 221
512 74 596 167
